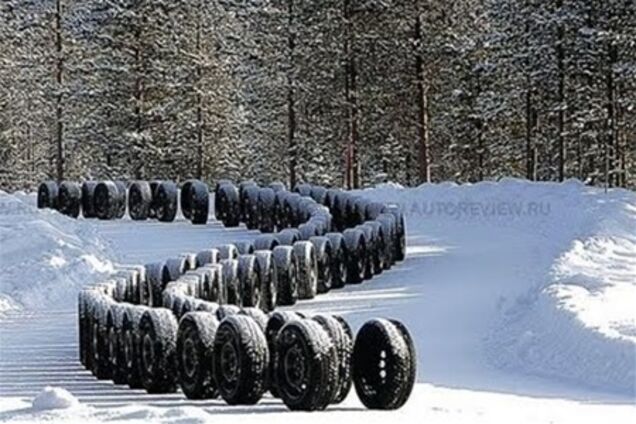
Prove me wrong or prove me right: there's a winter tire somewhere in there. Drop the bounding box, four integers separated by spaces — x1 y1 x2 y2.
325 232 348 289
238 255 261 308
37 180 59 210
128 181 152 220
121 305 148 389
94 181 121 220
272 246 298 306
309 236 333 294
276 228 301 246
217 244 238 260
139 308 179 393
236 240 255 255
145 262 171 307
254 250 277 312
216 183 240 227
254 234 280 251
343 229 366 284
258 187 276 233
58 181 81 218
81 181 98 218
154 181 178 222
292 241 318 300
220 259 240 305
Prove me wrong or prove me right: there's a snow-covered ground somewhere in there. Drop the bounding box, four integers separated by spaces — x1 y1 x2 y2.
0 180 634 423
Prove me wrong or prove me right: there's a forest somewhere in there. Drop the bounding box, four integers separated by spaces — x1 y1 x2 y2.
0 0 634 190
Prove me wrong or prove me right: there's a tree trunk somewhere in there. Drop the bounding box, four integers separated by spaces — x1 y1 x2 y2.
344 0 359 189
605 42 617 188
54 0 64 182
133 25 144 180
556 2 566 182
287 0 297 189
195 6 204 180
414 14 431 184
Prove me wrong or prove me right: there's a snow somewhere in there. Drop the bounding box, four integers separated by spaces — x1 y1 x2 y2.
0 179 635 423
31 387 79 411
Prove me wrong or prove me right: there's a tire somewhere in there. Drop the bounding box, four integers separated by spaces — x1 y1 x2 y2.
269 181 286 192
94 181 120 220
128 181 152 220
91 298 112 379
216 304 240 321
220 259 240 306
121 305 148 389
114 181 127 219
240 307 268 332
343 229 366 284
58 181 81 218
213 315 269 405
298 222 319 241
236 241 255 255
216 183 240 227
276 228 301 246
176 312 220 399
376 214 397 269
145 262 171 307
258 188 276 233
254 251 277 312
312 314 351 404
356 224 375 279
139 308 179 393
363 221 386 274
386 206 406 261
217 244 238 260
331 192 348 232
112 269 140 304
273 191 289 231
389 319 417 408
148 180 162 219
353 198 370 226
365 202 386 220
243 186 260 230
293 183 312 197
107 303 127 385
283 193 302 227
310 186 328 204
166 254 196 281
272 246 298 306
344 195 361 228
81 181 98 218
254 234 279 251
201 264 225 303
274 319 337 411
155 181 178 222
325 233 348 289
292 241 318 300
188 180 210 224
37 181 59 210
353 319 415 410
195 248 220 268
332 315 354 404
265 311 302 396
309 236 333 294
180 179 196 220
238 255 261 308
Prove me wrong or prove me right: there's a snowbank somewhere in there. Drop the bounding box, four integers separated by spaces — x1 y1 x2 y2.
359 179 636 396
32 387 79 411
0 191 114 314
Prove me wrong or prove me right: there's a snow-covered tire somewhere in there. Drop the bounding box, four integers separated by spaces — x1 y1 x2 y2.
216 183 240 227
37 180 59 210
240 307 268 332
94 181 121 220
220 259 240 306
273 191 289 230
154 181 178 222
186 180 209 224
365 202 386 221
293 183 312 197
128 181 152 220
313 314 353 404
254 234 279 251
176 312 220 399
238 255 261 308
213 315 269 405
283 193 302 227
353 198 370 227
356 224 375 279
376 213 397 269
165 253 196 281
144 262 171 307
272 246 298 306
114 181 127 219
236 241 255 255
276 228 301 246
217 244 238 260
331 192 348 232
57 181 81 218
389 319 417 408
269 181 286 192
199 264 224 303
180 179 196 220
353 319 415 410
242 186 260 230
139 308 179 393
363 221 386 274
216 304 240 321
343 229 366 284
386 206 406 261
265 311 302 397
258 187 276 233
298 222 319 240
310 186 328 204
80 181 98 218
254 251 277 312
309 236 333 293
274 319 337 411
195 248 220 268
325 233 347 289
107 303 127 385
121 305 148 389
91 298 112 379
292 241 318 299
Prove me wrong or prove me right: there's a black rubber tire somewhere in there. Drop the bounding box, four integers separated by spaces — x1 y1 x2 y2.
265 311 302 396
365 202 387 220
331 192 348 232
189 180 210 224
216 183 240 227
238 255 261 308
344 195 361 228
155 181 178 222
353 198 370 227
166 254 195 281
148 180 162 219
37 181 59 210
258 187 276 233
81 181 98 218
213 315 269 405
236 241 255 255
180 179 196 220
310 186 328 204
217 244 238 260
353 319 414 410
293 183 312 197
114 181 127 219
292 241 318 300
144 262 171 307
386 206 406 262
298 222 319 241
274 319 337 411
91 298 112 379
376 213 397 269
216 304 241 321
309 236 333 294
356 224 375 280
239 181 258 219
121 305 148 389
332 315 354 404
107 303 127 385
363 221 386 274
239 307 268 332
325 233 348 289
128 181 152 220
269 181 286 192
272 246 298 306
58 181 81 218
94 181 120 220
312 314 351 405
389 319 417 408
273 191 289 231
276 228 301 246
220 259 240 306
343 229 366 284
176 312 220 399
283 193 302 227
254 251 277 312
139 308 179 393
254 234 280 251
195 248 220 268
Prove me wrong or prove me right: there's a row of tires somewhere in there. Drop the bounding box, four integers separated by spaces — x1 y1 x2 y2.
80 284 416 410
